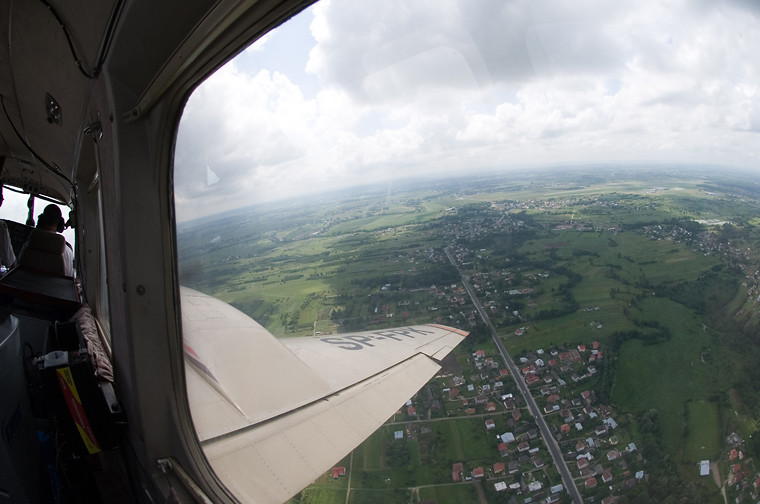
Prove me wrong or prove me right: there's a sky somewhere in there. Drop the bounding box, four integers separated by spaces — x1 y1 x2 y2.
174 0 760 222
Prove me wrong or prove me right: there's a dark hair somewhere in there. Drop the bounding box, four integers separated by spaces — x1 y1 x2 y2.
38 204 65 232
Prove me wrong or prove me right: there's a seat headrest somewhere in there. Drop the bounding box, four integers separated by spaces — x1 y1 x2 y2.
27 229 66 254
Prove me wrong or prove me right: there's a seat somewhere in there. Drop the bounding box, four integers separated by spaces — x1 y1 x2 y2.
18 229 67 276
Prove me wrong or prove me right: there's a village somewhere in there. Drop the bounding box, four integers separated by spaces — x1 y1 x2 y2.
326 337 653 503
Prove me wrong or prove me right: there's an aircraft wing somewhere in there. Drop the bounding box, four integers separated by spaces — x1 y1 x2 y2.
180 287 467 504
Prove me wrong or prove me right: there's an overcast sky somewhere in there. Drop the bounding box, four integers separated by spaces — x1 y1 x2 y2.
173 0 760 222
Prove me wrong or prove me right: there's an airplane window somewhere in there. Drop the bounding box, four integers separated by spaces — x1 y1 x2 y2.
174 1 760 503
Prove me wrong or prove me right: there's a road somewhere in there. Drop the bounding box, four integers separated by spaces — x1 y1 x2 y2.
445 245 583 504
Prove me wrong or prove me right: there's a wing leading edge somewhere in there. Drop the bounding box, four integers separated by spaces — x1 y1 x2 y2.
180 287 467 503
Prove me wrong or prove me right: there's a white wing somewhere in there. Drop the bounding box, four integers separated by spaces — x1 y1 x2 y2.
180 287 466 503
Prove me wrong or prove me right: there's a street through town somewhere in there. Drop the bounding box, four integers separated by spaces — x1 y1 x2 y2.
445 245 584 504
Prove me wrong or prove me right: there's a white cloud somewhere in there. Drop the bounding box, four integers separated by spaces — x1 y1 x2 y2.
174 0 760 221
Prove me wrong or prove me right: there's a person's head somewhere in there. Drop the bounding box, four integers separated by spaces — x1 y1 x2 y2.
37 204 65 233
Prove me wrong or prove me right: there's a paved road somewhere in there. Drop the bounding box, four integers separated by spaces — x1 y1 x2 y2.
445 245 583 504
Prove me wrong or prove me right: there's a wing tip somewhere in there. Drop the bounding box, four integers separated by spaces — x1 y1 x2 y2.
424 323 469 337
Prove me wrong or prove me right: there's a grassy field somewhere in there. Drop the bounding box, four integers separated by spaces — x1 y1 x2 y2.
418 483 480 504
610 298 737 457
683 400 720 461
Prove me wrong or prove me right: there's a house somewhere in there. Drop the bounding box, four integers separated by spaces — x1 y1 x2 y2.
452 462 463 481
407 406 416 417
699 462 712 478
585 477 597 489
332 467 346 479
518 441 530 452
528 481 542 492
493 462 506 474
486 402 497 412
602 469 613 483
512 409 522 422
465 408 476 415
485 418 495 430
394 431 403 440
474 350 486 358
498 442 509 457
448 387 460 399
607 450 620 461
577 458 590 471
561 424 571 435
472 467 484 479
494 481 507 492
508 460 520 474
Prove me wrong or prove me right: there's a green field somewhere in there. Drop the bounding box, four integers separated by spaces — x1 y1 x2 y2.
611 298 736 457
418 483 480 504
684 400 720 461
